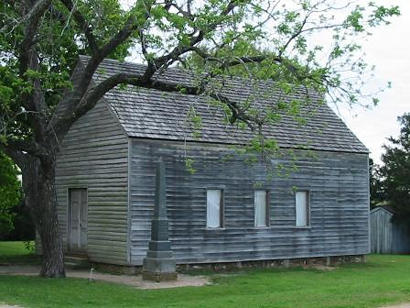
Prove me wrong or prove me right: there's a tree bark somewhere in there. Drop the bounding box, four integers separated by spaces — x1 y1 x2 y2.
22 155 65 278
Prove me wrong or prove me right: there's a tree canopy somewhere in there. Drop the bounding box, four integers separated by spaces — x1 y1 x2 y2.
0 0 400 277
0 0 400 155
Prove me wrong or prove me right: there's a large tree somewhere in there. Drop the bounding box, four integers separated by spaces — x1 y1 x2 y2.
0 0 399 277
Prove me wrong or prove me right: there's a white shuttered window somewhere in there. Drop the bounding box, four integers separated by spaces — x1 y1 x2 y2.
207 190 222 228
254 191 268 227
296 191 309 227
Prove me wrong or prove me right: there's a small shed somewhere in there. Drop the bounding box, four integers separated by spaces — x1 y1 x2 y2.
370 206 410 254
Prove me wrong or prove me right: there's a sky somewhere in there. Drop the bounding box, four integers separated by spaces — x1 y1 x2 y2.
334 0 410 164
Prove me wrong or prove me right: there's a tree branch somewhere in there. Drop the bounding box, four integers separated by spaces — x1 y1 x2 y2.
59 0 99 54
151 0 240 72
20 0 51 75
278 13 309 57
78 72 200 116
0 143 27 169
50 6 153 137
17 1 51 140
191 47 284 69
169 2 195 20
209 92 256 130
6 139 47 157
51 0 240 139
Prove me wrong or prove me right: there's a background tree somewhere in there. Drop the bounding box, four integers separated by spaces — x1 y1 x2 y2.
0 152 22 236
0 152 34 241
369 158 384 208
0 0 399 277
376 113 410 223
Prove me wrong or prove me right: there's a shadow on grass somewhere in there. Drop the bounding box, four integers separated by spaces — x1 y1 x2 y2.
0 241 40 265
0 253 40 265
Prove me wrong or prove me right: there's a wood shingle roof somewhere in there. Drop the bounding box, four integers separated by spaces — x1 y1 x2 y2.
82 56 368 153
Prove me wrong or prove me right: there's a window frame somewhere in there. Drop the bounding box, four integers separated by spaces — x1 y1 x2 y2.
295 190 310 227
254 190 271 228
206 188 224 229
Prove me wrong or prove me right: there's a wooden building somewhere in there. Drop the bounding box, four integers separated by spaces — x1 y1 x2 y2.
370 206 410 254
55 57 370 267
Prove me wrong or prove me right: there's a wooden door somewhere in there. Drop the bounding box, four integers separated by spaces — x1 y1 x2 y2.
68 188 87 253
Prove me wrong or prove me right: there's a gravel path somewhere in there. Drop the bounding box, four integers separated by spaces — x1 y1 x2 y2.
0 265 210 289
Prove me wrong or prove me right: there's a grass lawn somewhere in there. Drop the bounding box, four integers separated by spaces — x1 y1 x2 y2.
0 241 39 265
0 243 409 308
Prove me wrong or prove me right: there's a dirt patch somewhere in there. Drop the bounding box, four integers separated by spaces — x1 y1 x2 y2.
0 265 210 289
302 265 336 271
67 270 210 289
380 304 410 308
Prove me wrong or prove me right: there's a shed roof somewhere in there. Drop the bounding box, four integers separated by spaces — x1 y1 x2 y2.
82 56 368 153
371 206 396 215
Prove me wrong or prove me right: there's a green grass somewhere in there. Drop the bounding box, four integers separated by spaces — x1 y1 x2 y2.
0 241 39 265
0 245 410 308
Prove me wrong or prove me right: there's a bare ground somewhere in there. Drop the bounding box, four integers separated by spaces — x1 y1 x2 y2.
0 265 210 289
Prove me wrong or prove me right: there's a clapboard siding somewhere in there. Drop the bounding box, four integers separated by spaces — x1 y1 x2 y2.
129 139 369 265
55 100 129 265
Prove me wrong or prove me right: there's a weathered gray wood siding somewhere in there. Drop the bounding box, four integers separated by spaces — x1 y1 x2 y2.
55 101 129 265
370 208 393 253
129 139 369 265
370 208 410 254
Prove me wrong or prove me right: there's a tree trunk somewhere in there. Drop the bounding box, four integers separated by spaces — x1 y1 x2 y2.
22 155 65 278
